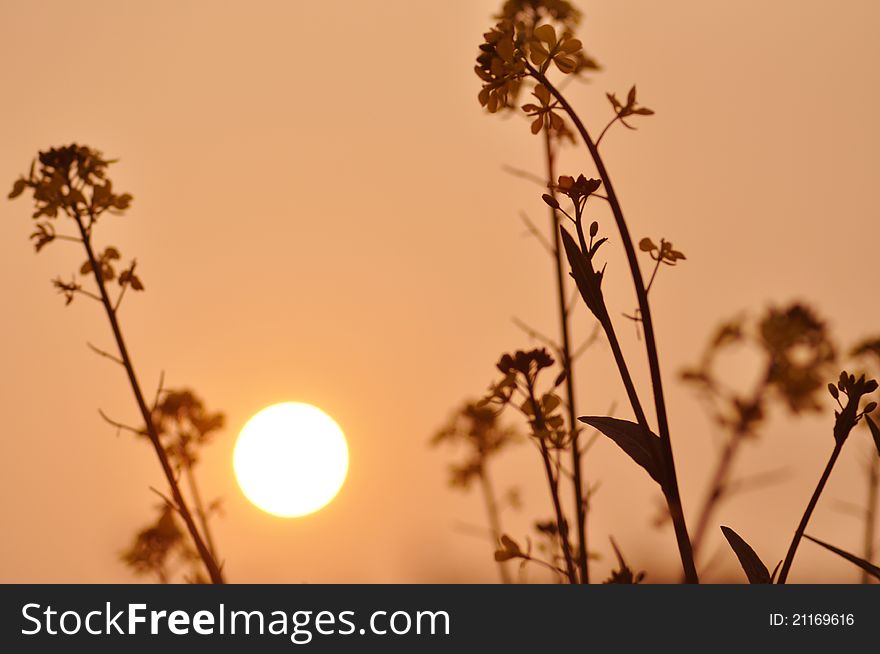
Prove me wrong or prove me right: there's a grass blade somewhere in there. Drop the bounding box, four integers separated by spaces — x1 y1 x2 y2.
805 534 880 580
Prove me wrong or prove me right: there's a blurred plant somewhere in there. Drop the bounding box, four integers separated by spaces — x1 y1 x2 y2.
432 402 520 583
123 388 225 584
122 505 204 584
475 7 699 581
8 145 225 583
681 303 836 559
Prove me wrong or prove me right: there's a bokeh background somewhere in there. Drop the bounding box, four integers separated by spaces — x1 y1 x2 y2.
1 0 878 583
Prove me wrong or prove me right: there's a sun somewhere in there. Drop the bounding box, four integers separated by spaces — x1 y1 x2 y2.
233 402 349 518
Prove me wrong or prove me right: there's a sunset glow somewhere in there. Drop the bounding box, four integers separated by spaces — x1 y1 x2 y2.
233 403 349 518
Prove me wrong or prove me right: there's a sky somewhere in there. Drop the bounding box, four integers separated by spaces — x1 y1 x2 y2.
1 0 878 583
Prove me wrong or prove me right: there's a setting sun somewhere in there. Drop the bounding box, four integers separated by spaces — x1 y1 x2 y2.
233 403 349 518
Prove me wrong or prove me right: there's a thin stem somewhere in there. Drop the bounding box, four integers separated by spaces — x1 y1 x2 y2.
183 459 219 564
71 206 224 584
537 438 577 583
862 457 878 584
543 127 589 584
778 440 844 584
478 464 512 584
690 432 742 559
645 256 663 294
527 384 577 583
527 61 698 583
595 115 621 148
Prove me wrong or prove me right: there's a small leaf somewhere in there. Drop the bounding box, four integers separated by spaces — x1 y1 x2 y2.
805 535 880 580
533 24 557 47
866 415 880 458
559 38 582 54
627 85 637 107
865 402 878 414
828 383 839 399
553 369 567 388
541 193 560 209
541 393 561 413
720 526 771 584
554 56 577 74
560 228 606 322
578 416 665 486
8 178 27 199
639 237 657 252
531 116 543 134
589 221 598 238
80 261 93 275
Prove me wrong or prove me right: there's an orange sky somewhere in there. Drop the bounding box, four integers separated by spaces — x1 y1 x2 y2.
1 0 878 583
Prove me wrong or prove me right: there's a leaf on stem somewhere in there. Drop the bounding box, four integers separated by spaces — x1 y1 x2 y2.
578 416 665 487
720 525 771 583
560 228 606 322
494 534 523 562
866 415 880 458
804 534 880 580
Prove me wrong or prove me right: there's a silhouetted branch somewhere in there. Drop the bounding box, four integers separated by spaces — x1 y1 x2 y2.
87 341 124 366
98 408 146 437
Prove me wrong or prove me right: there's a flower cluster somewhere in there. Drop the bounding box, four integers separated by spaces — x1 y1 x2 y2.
8 144 132 221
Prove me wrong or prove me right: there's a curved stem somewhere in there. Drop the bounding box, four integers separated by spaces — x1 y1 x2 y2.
72 208 225 584
527 62 698 583
543 127 589 583
778 441 844 584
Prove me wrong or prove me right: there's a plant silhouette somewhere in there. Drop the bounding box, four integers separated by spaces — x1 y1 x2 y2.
9 145 226 584
429 0 880 585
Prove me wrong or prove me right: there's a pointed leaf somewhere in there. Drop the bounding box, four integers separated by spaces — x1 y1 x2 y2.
721 526 771 583
578 416 665 486
866 415 880 458
560 228 606 321
805 534 880 580
627 85 637 106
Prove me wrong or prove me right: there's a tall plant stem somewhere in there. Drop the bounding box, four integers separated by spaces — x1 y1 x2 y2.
478 464 512 584
528 63 698 583
72 208 225 584
778 440 844 584
527 384 577 582
543 127 588 583
862 457 878 584
538 439 577 583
